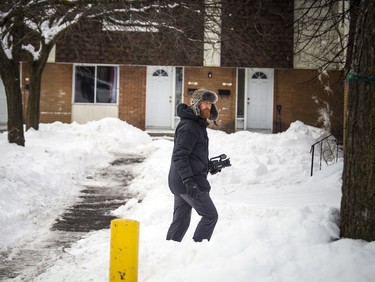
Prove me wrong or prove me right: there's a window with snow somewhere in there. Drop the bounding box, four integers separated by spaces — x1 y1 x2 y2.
74 65 118 104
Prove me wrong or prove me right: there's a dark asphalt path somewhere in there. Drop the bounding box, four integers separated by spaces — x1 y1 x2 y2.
0 154 144 281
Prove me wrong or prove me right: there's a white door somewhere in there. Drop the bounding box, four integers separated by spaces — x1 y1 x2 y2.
146 66 174 128
0 79 7 124
246 68 273 130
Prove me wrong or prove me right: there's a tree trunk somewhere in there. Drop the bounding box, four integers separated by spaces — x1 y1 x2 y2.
25 44 54 131
340 0 375 241
2 63 25 146
26 62 42 130
0 4 26 146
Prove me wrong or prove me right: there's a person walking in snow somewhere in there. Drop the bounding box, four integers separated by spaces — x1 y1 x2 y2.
166 89 219 242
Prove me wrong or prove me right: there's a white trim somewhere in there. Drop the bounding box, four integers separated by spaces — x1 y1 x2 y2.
0 78 7 124
171 67 176 128
47 45 56 63
244 68 249 129
235 67 239 129
72 104 118 124
270 70 274 132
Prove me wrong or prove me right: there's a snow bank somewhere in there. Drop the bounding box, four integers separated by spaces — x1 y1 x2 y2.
1 119 375 282
0 118 151 249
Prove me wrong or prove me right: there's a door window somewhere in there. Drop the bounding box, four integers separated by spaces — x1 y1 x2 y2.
252 72 267 79
237 68 245 118
175 67 183 115
153 69 168 77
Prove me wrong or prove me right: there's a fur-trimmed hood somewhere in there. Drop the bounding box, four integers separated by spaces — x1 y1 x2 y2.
190 89 219 121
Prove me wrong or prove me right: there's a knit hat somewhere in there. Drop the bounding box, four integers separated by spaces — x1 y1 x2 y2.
190 89 219 121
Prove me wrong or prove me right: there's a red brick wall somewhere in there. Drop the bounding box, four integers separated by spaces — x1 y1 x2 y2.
40 63 73 123
26 63 345 137
118 66 146 130
26 63 147 129
21 63 73 124
184 67 237 133
274 69 344 135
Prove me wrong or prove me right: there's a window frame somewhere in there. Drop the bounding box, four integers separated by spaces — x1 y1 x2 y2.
72 64 120 105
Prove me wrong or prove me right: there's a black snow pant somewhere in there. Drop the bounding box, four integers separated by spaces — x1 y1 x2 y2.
166 191 218 242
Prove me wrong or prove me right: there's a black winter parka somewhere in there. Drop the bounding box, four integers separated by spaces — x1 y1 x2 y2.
168 104 211 195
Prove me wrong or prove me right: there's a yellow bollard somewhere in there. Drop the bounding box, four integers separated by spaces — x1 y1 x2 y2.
109 219 139 282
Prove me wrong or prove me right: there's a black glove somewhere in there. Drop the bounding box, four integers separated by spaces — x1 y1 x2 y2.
209 167 222 175
183 178 198 199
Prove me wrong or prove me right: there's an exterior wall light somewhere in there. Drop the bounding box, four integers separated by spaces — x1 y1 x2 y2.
188 81 198 85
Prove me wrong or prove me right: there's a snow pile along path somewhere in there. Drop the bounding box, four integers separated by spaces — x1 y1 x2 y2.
1 119 374 282
0 118 152 250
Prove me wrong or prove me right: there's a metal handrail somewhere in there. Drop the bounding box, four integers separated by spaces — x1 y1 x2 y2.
310 132 342 176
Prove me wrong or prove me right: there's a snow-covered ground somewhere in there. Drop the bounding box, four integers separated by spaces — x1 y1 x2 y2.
1 118 374 282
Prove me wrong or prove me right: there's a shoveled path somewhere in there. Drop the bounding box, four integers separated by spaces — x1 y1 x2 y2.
0 154 144 281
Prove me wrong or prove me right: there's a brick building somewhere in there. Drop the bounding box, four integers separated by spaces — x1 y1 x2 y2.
0 0 345 134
